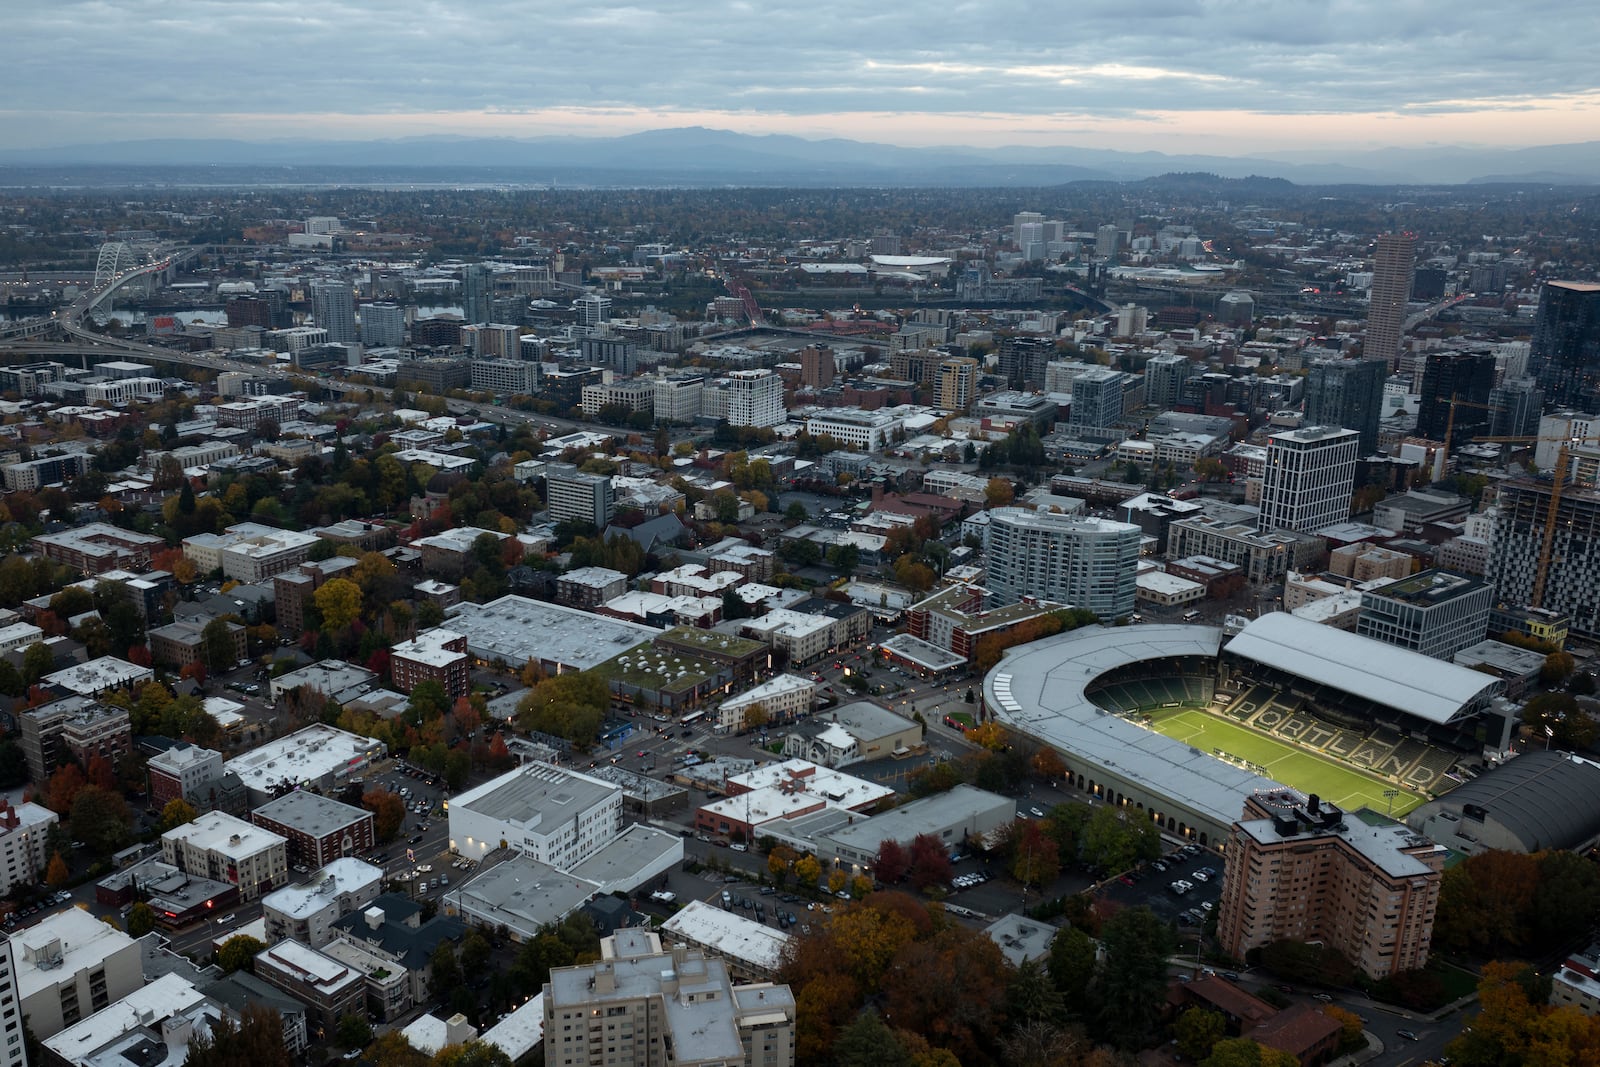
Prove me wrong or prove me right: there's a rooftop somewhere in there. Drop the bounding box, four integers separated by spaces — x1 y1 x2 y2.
479 993 545 1063
446 595 660 671
1408 751 1600 853
453 761 619 831
252 791 373 837
1225 613 1502 725
390 628 467 668
1364 568 1489 606
255 939 364 993
164 810 286 859
825 784 1012 857
445 854 598 935
42 656 151 695
14 906 140 1001
42 973 216 1067
225 724 385 794
983 913 1057 967
660 900 790 973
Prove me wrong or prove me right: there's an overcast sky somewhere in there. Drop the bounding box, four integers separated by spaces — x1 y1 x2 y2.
4 0 1596 153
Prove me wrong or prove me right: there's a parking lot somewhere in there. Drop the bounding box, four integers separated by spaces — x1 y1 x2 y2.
1095 842 1224 927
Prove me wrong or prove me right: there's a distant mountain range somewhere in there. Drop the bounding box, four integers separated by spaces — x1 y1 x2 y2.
2 127 1599 186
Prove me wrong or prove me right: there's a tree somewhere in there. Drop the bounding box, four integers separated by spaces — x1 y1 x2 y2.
22 642 55 685
984 477 1015 508
1520 691 1596 750
793 853 821 888
740 703 770 733
200 619 237 673
1202 1039 1300 1067
832 1010 912 1067
1434 850 1541 955
1003 818 1061 886
433 1042 514 1067
216 934 266 974
183 1003 292 1067
44 763 87 815
431 941 462 993
1048 924 1097 1004
364 789 407 842
70 785 131 855
881 926 1009 1063
1095 906 1176 1047
361 1034 433 1067
45 851 69 888
336 1013 374 1050
127 902 156 937
1175 1007 1227 1059
460 929 492 977
1542 650 1577 684
906 833 953 891
516 671 610 748
875 839 910 884
1007 958 1066 1027
159 797 198 832
314 577 364 631
409 678 450 722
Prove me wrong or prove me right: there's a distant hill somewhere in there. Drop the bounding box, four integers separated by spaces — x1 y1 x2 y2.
1 127 1597 186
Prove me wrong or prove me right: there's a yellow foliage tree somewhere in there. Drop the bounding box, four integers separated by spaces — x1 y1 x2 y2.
313 577 364 631
793 853 821 888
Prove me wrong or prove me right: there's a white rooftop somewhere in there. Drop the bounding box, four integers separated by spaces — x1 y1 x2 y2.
42 973 212 1067
42 656 152 695
163 810 285 860
257 939 364 993
391 628 467 668
225 724 385 794
261 859 385 920
446 595 659 671
480 993 545 1062
1224 613 1503 725
660 900 790 973
14 906 140 1001
720 674 815 712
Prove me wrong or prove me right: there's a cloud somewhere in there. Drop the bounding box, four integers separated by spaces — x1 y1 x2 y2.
1 0 1595 150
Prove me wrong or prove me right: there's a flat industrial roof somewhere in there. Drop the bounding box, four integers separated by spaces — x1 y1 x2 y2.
984 624 1281 831
1224 613 1501 724
446 595 659 670
661 900 790 973
252 791 372 837
454 762 618 830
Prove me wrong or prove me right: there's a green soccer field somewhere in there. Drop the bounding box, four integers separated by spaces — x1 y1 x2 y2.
1143 707 1427 817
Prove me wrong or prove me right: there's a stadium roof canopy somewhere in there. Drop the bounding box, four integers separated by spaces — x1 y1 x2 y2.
1223 613 1502 726
985 624 1283 834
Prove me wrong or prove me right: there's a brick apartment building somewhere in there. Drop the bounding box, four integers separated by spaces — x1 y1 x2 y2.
389 629 470 699
1216 790 1444 979
251 792 376 868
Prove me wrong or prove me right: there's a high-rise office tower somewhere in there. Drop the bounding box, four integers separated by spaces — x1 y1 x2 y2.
1071 368 1134 430
1096 224 1120 258
1366 233 1415 369
1304 358 1387 457
997 335 1054 389
725 369 784 428
361 301 405 347
936 356 979 412
462 264 494 324
309 280 357 344
1258 426 1359 533
1530 280 1600 410
798 344 835 389
985 508 1141 617
574 293 613 329
1487 377 1543 439
1144 354 1192 410
1012 211 1044 249
1416 351 1496 445
1488 480 1600 638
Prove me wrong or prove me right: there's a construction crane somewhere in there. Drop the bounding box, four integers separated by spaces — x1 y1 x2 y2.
1470 433 1592 609
1440 394 1494 471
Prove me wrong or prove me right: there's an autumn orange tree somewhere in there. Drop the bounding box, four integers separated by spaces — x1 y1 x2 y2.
1450 960 1600 1067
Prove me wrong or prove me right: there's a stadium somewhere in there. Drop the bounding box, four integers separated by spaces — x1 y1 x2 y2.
982 614 1505 845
